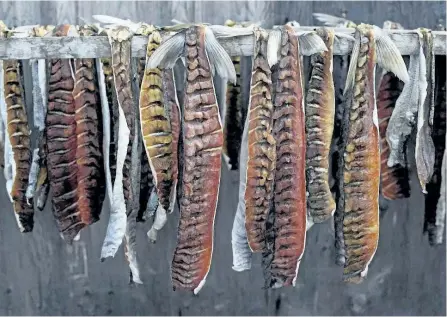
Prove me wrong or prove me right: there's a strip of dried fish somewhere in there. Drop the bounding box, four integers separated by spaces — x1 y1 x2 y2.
415 29 435 193
305 27 336 223
148 25 234 293
3 58 34 232
425 54 446 245
140 30 180 242
244 28 276 253
377 22 410 200
341 24 408 283
231 113 252 272
268 25 307 288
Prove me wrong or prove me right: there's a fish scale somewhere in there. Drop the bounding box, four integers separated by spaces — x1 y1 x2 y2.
269 25 306 288
171 26 223 293
244 29 276 253
3 59 34 232
342 25 380 283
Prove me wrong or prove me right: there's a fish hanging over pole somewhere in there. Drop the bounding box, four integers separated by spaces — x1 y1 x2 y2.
231 26 273 271
340 24 408 283
265 25 326 288
139 26 180 243
2 24 35 232
376 21 410 200
305 27 337 224
148 23 238 294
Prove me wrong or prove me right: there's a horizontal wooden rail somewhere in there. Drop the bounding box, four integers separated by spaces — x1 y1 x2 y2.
0 27 445 59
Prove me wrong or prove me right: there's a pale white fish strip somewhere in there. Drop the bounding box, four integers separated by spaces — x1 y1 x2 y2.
96 59 113 203
26 59 48 202
147 204 167 243
387 35 424 167
231 114 252 272
414 31 432 193
125 214 142 283
100 105 130 259
267 29 281 68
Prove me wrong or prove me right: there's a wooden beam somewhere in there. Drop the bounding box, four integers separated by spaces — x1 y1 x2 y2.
0 28 445 59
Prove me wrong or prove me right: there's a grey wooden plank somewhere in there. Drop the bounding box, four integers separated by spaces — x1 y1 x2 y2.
1 29 445 60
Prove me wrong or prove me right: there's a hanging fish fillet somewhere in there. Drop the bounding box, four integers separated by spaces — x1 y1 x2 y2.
3 58 33 231
341 24 408 283
376 21 410 200
222 19 245 171
425 54 446 245
148 24 235 294
415 29 435 193
139 30 180 242
101 26 135 259
305 27 336 223
243 28 276 253
387 30 426 169
0 21 7 172
267 25 307 288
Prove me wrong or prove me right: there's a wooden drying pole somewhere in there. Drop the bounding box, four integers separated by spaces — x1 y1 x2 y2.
0 27 446 59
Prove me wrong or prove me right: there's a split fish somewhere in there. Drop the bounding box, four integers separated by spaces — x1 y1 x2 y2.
340 24 408 283
148 24 236 294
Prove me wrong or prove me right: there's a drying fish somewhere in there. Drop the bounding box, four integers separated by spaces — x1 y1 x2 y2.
424 51 446 245
221 19 248 171
415 29 435 193
387 29 427 169
244 28 276 253
305 27 336 224
140 29 180 243
2 28 34 232
0 21 7 172
148 24 236 294
376 21 410 200
340 24 408 283
265 26 326 288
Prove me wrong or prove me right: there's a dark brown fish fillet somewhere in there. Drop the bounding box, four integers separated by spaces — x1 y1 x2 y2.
137 149 154 221
109 27 135 209
269 25 307 288
377 71 410 200
172 26 223 293
424 55 447 245
73 58 105 225
342 25 380 283
244 29 276 253
3 59 34 232
305 28 336 223
223 55 243 170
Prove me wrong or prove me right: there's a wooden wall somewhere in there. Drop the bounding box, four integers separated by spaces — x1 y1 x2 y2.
0 1 445 315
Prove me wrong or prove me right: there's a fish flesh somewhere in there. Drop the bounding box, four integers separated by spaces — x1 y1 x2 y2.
3 59 34 232
305 27 336 223
244 28 276 253
268 25 307 288
341 24 408 283
101 26 134 259
376 21 410 200
148 24 235 293
424 53 446 245
415 29 435 193
139 30 180 242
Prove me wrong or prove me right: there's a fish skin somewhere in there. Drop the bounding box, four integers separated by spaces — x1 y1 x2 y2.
3 59 34 232
269 25 307 288
244 28 276 253
171 26 223 294
305 27 336 223
342 25 380 284
424 55 446 245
